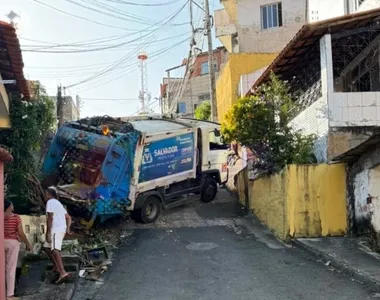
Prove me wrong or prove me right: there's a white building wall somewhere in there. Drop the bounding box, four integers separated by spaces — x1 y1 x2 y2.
358 0 380 11
239 67 267 96
354 169 371 222
217 0 379 54
290 96 329 162
329 92 380 127
308 0 346 22
236 0 306 53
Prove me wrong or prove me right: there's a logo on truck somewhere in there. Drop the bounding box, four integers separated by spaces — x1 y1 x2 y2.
142 148 153 164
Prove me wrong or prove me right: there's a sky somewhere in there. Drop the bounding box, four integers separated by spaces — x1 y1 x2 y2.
0 0 221 118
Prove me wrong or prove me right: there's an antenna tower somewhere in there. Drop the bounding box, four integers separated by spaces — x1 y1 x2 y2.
138 52 150 113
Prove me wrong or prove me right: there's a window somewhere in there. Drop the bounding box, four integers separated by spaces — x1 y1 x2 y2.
177 102 186 113
261 2 282 30
201 62 209 75
209 129 229 150
198 94 210 102
201 62 218 75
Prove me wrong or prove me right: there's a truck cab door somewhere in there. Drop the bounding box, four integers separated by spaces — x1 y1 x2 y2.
202 128 229 183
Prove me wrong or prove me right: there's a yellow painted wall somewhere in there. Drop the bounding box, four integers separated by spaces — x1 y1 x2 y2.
235 164 348 240
287 164 347 237
219 35 233 53
221 0 237 22
216 53 277 122
249 171 289 240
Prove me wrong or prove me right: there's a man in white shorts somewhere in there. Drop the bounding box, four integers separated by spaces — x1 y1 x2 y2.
43 188 72 284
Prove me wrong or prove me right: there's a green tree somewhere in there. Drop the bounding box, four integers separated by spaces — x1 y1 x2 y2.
195 101 211 120
222 73 316 174
1 87 55 212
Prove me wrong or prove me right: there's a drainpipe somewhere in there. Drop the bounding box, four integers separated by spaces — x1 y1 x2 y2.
0 148 13 300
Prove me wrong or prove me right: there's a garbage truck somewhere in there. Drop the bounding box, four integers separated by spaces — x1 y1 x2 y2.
41 115 230 227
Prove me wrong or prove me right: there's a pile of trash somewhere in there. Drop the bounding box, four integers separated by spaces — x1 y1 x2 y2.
61 224 122 282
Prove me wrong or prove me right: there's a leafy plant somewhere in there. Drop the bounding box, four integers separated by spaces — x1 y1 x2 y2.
222 73 316 175
195 101 211 121
1 88 55 213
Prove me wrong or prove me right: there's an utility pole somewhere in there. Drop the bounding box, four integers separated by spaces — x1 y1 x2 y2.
166 70 171 114
204 0 218 122
57 84 63 128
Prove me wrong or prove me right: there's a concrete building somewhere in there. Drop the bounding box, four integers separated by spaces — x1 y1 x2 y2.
160 47 228 117
214 0 380 121
50 95 80 124
248 8 380 236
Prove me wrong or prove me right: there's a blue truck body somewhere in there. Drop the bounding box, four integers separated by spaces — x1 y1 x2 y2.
41 120 196 222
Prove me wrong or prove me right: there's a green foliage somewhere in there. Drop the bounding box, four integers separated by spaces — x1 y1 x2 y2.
222 73 316 174
1 90 55 213
195 101 211 121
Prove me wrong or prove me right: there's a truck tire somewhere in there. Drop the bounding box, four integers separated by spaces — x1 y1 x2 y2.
201 177 217 203
132 196 161 224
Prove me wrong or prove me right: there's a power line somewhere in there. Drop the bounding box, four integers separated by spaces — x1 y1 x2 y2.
21 32 189 52
63 0 188 26
62 1 189 88
65 33 188 89
81 97 139 100
103 0 181 6
28 0 136 31
74 37 189 92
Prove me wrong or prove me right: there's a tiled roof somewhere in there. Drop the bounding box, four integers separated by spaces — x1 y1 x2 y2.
0 21 30 99
248 7 380 94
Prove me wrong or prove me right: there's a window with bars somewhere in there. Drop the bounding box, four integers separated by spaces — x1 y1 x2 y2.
261 2 282 30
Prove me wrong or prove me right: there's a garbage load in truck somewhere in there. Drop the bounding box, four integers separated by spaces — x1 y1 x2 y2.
41 115 230 227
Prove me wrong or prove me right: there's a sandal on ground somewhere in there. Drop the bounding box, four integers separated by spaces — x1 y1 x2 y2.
55 273 69 284
7 296 20 300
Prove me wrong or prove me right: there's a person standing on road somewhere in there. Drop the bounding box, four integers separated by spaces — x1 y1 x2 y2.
4 200 32 300
43 188 72 284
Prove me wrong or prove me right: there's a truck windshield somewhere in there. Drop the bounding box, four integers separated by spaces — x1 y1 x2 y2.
209 129 229 150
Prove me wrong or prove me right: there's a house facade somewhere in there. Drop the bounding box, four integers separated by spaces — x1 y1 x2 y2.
248 8 380 236
214 0 380 121
160 47 228 117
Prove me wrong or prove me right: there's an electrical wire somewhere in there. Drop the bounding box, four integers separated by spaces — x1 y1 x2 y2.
75 36 188 92
23 0 188 53
103 0 181 6
22 32 189 52
63 0 188 27
62 1 189 88
28 0 138 31
65 34 189 89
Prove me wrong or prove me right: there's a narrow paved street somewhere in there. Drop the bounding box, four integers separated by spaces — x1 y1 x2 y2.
74 190 375 300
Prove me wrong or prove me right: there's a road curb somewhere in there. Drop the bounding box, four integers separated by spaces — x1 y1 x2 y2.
291 239 380 292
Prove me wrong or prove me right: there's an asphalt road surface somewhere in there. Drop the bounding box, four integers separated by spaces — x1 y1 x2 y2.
73 190 376 300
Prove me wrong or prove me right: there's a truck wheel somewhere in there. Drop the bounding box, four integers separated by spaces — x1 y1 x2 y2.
132 196 161 224
201 177 217 203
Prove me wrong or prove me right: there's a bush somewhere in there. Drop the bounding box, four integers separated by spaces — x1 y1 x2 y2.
195 101 211 120
222 73 316 174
